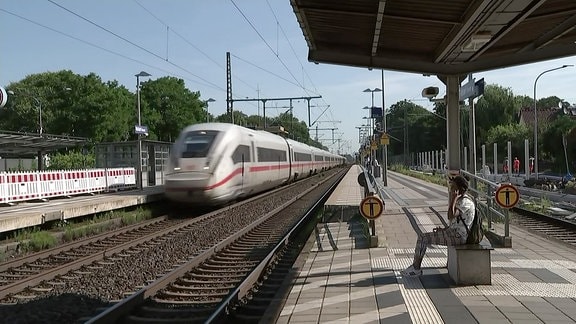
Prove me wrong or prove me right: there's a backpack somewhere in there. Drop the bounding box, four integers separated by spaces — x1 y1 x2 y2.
458 197 484 244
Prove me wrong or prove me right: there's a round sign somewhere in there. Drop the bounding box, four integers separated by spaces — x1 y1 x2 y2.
495 184 520 209
359 195 384 220
0 86 7 108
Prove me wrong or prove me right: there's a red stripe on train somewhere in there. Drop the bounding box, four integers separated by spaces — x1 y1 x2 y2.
168 163 297 191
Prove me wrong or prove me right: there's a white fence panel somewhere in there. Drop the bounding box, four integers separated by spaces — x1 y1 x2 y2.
0 173 6 204
38 171 66 200
4 172 40 204
0 168 139 204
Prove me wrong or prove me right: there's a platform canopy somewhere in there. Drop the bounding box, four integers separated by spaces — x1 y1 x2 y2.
0 131 88 158
291 0 576 75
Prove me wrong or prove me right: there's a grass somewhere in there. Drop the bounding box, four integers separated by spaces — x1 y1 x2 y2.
520 197 552 214
15 231 58 253
389 164 448 187
4 206 157 260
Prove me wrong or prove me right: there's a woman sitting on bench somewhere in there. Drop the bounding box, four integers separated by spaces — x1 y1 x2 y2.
401 175 476 277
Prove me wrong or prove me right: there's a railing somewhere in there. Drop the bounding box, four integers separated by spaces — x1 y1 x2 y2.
0 168 136 205
461 170 510 245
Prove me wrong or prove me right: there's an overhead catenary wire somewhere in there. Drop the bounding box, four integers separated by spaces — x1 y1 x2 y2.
230 0 306 93
4 2 346 148
45 0 225 92
133 0 261 100
0 8 197 87
262 0 338 137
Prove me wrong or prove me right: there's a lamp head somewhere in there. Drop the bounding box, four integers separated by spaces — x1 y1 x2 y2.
135 71 151 77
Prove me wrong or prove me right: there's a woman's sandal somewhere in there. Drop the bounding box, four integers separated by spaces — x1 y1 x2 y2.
401 265 422 277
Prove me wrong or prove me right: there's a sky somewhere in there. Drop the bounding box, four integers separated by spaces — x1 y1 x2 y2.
1 0 575 155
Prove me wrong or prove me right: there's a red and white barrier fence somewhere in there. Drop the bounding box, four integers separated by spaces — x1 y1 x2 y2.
0 167 137 205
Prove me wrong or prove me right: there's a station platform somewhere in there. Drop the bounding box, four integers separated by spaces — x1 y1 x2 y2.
0 186 165 235
322 165 364 222
277 167 576 323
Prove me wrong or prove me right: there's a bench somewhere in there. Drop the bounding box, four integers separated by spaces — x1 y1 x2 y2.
447 240 493 285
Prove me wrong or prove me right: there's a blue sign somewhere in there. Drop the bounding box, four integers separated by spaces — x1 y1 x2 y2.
134 125 149 135
460 78 485 100
370 107 382 118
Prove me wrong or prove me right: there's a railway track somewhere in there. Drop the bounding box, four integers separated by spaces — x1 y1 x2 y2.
0 217 188 301
512 207 576 246
88 167 345 323
0 167 347 323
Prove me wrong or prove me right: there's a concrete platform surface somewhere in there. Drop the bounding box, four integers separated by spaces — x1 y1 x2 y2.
278 169 576 323
0 186 164 234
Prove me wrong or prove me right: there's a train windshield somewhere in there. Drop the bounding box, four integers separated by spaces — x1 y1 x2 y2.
180 130 219 158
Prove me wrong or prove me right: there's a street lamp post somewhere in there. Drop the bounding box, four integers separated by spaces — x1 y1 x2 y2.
356 124 370 143
533 65 572 179
363 88 382 176
362 108 374 170
135 71 151 190
135 71 151 127
7 90 42 134
33 97 42 135
380 70 388 186
205 98 215 122
7 87 71 170
363 87 382 108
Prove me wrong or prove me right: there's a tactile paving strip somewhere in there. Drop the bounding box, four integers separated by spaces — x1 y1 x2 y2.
374 253 444 324
396 272 444 324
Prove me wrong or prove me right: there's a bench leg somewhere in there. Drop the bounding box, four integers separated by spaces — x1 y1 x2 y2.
447 247 492 285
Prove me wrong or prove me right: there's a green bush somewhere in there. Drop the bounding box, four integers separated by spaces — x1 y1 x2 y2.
48 150 95 170
19 231 57 253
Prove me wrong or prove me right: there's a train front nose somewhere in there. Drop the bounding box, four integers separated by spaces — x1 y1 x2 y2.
164 172 213 203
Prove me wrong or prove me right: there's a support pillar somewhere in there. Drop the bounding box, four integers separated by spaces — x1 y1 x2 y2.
446 75 461 171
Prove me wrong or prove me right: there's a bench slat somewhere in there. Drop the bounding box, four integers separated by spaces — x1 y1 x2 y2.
454 239 493 250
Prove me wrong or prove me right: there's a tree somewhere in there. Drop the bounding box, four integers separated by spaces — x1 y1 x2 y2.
537 96 563 109
2 71 134 142
515 95 533 109
139 77 202 142
474 84 518 145
386 99 445 161
541 115 576 173
486 123 531 158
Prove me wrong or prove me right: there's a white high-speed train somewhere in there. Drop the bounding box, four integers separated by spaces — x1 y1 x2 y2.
164 123 345 205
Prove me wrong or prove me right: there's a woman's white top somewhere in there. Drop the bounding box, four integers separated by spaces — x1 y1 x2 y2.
449 195 475 238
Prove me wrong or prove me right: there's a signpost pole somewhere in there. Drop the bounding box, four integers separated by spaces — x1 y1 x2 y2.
495 183 518 243
359 195 384 247
504 209 509 238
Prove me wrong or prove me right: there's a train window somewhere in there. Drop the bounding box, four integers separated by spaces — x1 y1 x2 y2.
232 145 251 164
257 147 287 162
181 130 219 158
294 152 312 161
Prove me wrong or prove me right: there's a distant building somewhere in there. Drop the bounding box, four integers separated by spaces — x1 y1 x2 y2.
517 107 559 129
517 104 576 128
